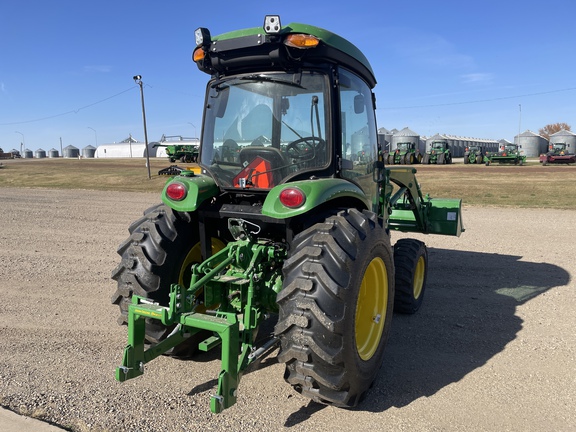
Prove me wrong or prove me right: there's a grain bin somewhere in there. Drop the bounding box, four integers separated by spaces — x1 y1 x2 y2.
63 145 80 158
82 145 97 158
48 148 60 158
377 127 392 152
35 148 46 159
23 149 34 158
515 130 547 157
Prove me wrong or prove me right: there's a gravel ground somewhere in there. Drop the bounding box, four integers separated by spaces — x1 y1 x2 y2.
0 187 574 432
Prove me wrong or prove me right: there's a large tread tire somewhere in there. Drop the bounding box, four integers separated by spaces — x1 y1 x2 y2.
393 239 428 314
275 209 394 408
111 203 213 358
423 153 430 164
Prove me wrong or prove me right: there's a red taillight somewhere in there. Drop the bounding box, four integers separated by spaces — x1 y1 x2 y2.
279 188 305 208
166 182 187 201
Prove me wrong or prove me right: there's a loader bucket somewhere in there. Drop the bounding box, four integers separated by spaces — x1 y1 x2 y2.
389 198 464 237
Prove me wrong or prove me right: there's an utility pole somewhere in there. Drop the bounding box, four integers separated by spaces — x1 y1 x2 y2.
133 75 151 179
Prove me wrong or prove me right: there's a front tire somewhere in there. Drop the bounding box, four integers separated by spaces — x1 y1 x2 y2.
393 239 428 314
275 209 394 407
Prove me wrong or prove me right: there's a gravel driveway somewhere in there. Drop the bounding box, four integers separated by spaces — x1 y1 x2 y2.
0 187 574 431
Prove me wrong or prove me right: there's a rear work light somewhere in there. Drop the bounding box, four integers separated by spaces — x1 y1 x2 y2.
284 34 320 49
166 182 187 201
279 187 306 208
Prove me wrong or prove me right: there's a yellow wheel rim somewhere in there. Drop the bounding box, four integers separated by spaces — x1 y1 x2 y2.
179 238 226 311
413 256 425 300
178 238 226 286
355 257 388 361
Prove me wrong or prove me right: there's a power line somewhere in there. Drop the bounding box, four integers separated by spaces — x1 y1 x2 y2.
381 86 576 110
0 86 137 126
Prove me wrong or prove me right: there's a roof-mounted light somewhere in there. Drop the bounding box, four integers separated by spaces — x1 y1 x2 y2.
263 15 281 34
195 27 211 47
284 34 320 49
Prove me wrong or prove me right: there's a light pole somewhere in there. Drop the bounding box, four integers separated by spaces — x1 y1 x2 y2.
87 127 98 147
133 75 151 179
188 122 197 139
518 104 522 145
15 131 24 155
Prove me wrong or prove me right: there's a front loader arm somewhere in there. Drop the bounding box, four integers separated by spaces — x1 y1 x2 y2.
384 167 464 237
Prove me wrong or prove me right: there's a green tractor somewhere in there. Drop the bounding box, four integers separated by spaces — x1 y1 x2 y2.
423 140 452 164
385 142 422 165
112 16 464 414
153 135 199 163
463 145 486 164
485 143 526 166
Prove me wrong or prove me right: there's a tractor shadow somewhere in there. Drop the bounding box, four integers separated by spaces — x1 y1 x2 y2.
362 247 570 412
284 247 570 425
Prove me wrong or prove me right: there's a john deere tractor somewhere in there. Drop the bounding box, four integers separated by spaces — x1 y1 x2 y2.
464 145 486 164
423 140 452 164
385 142 422 165
112 16 464 414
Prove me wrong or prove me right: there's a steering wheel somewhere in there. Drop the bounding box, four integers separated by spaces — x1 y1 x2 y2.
285 136 326 160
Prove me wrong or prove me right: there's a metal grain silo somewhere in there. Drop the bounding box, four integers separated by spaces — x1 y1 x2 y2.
377 127 392 152
516 130 546 157
82 145 96 158
63 145 80 158
35 148 46 159
549 129 576 153
23 149 33 158
48 148 60 158
391 127 420 152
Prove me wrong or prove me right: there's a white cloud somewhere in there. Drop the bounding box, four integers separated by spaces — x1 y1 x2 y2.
461 73 494 84
391 31 475 70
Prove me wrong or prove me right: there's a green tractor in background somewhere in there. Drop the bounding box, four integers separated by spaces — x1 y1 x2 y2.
464 145 486 164
385 142 423 164
112 16 464 414
485 143 526 166
423 140 452 164
153 135 199 163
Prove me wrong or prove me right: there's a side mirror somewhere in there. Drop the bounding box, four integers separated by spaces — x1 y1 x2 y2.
354 94 365 114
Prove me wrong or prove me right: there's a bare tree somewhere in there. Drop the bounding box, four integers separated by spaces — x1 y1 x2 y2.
539 122 571 140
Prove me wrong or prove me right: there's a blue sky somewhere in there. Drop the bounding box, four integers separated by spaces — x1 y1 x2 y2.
1 0 574 152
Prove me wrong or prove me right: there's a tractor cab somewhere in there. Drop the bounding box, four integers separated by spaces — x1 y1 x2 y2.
193 17 379 204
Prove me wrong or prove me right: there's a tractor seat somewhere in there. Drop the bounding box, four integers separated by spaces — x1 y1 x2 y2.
236 146 287 188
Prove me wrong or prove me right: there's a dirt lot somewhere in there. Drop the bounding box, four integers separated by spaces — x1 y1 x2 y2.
0 187 574 431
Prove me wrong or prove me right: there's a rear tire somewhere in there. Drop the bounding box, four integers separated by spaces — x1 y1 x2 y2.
111 203 224 357
393 239 428 314
275 209 394 407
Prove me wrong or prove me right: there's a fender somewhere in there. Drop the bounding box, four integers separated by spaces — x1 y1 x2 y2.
262 178 370 219
161 173 219 212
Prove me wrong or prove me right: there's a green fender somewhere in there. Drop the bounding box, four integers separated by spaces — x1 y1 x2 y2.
161 173 219 212
262 178 370 219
